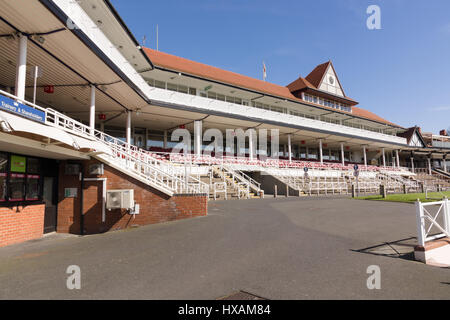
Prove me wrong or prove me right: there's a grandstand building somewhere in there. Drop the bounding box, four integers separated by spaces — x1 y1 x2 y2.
0 0 449 247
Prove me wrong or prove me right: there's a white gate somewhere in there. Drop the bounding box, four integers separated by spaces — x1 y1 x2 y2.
415 199 450 247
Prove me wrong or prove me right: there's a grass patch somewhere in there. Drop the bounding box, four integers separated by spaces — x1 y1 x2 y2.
355 191 450 204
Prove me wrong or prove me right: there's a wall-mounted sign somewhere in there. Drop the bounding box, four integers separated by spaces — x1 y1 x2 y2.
0 94 45 123
44 85 54 94
204 85 212 92
98 113 106 120
64 188 78 198
10 155 26 173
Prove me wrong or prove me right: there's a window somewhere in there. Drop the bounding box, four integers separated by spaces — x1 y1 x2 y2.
155 80 165 89
27 158 40 174
9 173 25 201
26 175 40 200
178 85 188 94
167 83 178 92
188 87 197 96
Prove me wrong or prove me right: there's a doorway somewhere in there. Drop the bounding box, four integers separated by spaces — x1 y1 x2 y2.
42 159 59 233
134 128 147 149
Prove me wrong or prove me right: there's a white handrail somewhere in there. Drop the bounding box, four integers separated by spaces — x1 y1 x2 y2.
0 90 208 195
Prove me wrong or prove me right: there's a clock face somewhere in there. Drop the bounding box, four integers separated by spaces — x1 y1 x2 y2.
329 76 335 85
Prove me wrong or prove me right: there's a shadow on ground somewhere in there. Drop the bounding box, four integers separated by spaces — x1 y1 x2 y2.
352 236 418 261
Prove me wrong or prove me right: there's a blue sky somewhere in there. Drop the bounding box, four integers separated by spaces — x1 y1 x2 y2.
112 0 450 133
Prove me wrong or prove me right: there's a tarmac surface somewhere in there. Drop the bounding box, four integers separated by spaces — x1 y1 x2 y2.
0 197 448 299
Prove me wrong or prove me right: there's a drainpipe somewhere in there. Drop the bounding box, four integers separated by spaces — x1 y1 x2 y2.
79 164 85 236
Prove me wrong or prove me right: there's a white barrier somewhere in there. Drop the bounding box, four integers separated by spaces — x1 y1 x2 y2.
415 199 450 247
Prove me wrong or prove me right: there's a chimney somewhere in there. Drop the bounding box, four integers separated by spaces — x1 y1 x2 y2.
439 129 448 136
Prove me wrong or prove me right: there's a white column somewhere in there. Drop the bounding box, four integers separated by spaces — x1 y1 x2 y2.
15 34 28 101
428 157 432 175
340 143 345 166
382 148 386 167
319 139 323 164
396 150 400 168
163 130 168 149
411 157 415 172
89 85 96 134
288 134 292 163
126 110 131 145
100 122 104 132
248 130 254 161
194 120 202 157
363 146 367 167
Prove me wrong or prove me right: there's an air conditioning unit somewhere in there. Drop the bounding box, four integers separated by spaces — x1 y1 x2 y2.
88 163 104 175
106 189 134 210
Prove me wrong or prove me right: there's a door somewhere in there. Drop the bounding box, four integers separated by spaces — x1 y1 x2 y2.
134 134 146 149
43 177 57 233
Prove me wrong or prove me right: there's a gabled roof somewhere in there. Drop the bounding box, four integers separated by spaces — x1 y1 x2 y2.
287 61 358 105
397 126 427 147
143 48 402 128
305 61 330 88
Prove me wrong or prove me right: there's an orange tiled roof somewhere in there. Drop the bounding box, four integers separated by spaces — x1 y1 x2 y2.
144 48 402 128
305 61 330 88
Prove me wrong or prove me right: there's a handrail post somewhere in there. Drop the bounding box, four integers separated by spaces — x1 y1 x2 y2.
415 200 426 247
444 197 450 234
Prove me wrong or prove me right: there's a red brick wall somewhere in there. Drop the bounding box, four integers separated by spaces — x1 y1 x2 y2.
0 204 45 247
58 160 208 235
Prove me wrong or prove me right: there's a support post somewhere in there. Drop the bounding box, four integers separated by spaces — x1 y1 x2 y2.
126 110 131 145
428 157 432 175
396 150 400 168
89 85 96 135
15 34 28 101
382 148 386 167
194 120 202 157
249 130 255 161
288 134 292 163
319 139 323 165
340 143 345 166
163 130 168 149
411 157 415 173
363 146 367 168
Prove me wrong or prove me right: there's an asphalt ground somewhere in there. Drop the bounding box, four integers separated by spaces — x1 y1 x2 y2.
0 197 448 299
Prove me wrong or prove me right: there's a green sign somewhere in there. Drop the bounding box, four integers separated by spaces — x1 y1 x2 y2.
204 85 212 92
11 155 26 173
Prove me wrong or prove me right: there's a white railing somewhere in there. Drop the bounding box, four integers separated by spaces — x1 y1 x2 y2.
213 182 227 200
0 90 208 196
213 165 251 199
222 164 262 197
415 199 450 247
